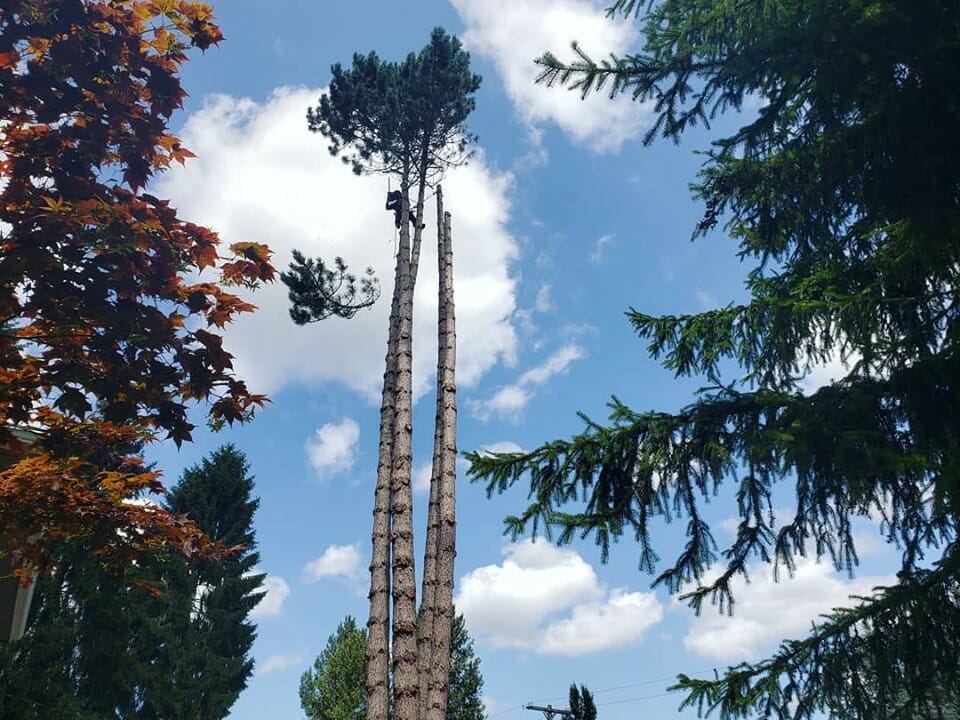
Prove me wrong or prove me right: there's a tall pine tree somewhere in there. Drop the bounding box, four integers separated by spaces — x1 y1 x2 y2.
302 28 479 720
469 1 960 718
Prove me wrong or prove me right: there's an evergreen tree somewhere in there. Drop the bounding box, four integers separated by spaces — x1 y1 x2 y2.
0 444 157 719
138 444 265 720
0 541 144 720
469 1 960 719
300 612 485 720
300 616 369 720
568 685 597 720
446 613 485 720
304 28 480 720
0 445 265 720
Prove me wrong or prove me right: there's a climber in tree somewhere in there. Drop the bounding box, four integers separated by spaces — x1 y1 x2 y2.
386 190 424 229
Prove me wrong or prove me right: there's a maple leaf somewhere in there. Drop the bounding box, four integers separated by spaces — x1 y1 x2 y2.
0 0 274 578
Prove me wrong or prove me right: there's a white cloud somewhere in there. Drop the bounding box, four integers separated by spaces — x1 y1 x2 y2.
482 697 515 718
683 558 895 661
538 588 664 655
249 575 291 619
257 652 305 676
153 87 517 400
480 440 525 455
476 385 531 421
695 288 718 309
453 0 649 153
518 344 584 385
455 540 663 655
471 344 585 421
413 460 433 495
799 352 856 394
534 283 552 313
589 233 613 265
305 417 360 479
304 543 364 582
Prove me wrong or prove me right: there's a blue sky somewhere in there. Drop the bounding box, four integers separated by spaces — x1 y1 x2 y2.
144 2 900 718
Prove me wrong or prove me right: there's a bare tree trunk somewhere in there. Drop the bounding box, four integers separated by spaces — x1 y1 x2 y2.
391 171 428 720
425 199 458 720
366 187 407 720
418 186 447 719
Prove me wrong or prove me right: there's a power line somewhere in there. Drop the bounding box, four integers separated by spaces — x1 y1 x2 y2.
526 671 703 705
487 703 528 718
487 667 716 718
525 703 575 720
596 692 674 707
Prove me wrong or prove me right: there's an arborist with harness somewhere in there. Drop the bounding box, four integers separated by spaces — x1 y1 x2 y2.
385 189 425 230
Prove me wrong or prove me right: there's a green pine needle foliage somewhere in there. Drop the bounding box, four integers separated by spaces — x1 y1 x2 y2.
307 27 481 181
282 250 380 324
468 1 960 718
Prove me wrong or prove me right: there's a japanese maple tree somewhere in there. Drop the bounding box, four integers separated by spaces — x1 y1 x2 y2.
0 0 275 572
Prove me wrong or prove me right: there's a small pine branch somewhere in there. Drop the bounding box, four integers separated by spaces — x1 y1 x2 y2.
281 250 380 324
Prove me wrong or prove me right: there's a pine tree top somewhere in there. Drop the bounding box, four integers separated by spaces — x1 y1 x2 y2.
308 27 481 183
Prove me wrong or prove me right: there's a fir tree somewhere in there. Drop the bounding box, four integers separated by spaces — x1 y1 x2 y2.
469 1 960 718
0 445 157 719
0 445 265 719
0 540 143 720
138 445 265 720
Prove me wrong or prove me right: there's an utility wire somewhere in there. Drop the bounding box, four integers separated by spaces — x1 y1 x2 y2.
487 668 714 718
596 692 674 707
526 670 707 704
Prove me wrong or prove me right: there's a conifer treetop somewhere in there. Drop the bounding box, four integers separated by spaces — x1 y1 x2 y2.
308 27 481 182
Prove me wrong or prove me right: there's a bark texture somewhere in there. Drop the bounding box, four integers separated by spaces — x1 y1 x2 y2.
418 187 447 718
365 187 406 720
391 177 427 720
425 202 458 720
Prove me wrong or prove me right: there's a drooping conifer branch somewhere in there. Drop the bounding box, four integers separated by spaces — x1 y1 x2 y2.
471 0 960 715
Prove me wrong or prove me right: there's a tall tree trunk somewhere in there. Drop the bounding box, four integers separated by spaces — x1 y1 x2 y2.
425 202 458 720
366 185 407 720
418 186 447 719
391 168 428 720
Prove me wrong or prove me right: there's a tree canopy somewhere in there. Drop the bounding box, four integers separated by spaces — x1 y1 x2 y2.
0 0 276 572
0 445 265 720
445 613 485 720
569 684 597 720
308 27 481 179
137 445 265 720
469 1 960 718
299 612 485 720
282 251 380 325
300 616 369 720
